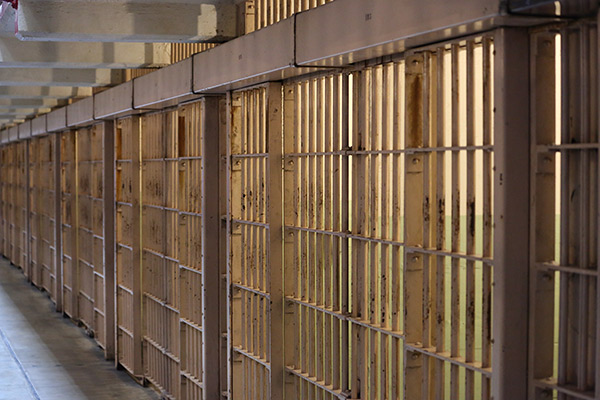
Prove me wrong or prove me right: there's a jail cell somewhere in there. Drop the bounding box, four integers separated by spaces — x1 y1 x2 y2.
282 73 353 399
24 140 32 280
5 144 14 263
29 137 47 289
3 146 12 261
228 84 283 399
76 124 107 346
7 143 16 266
402 38 494 400
1 146 13 262
30 136 56 302
28 139 40 286
141 110 180 398
4 144 14 264
529 23 600 400
77 127 94 330
6 142 26 269
349 62 409 400
15 141 27 271
116 116 143 377
61 130 78 318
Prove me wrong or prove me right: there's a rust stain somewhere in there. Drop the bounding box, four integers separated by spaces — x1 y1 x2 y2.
468 199 476 238
406 74 423 148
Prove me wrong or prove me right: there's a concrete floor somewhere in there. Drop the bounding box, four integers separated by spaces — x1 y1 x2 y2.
0 258 160 400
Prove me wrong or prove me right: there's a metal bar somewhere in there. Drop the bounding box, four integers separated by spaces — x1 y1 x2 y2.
284 144 494 157
492 27 531 400
202 96 223 399
228 91 245 399
465 38 476 400
540 143 600 151
596 16 600 400
434 45 446 400
72 130 80 321
131 115 143 377
351 69 367 399
231 153 269 159
103 120 116 360
403 53 424 400
533 380 596 400
339 71 350 395
231 219 270 229
536 263 598 277
575 23 591 393
449 43 460 399
25 139 31 281
233 283 271 299
53 133 63 313
558 24 570 399
266 82 284 400
285 368 349 399
282 81 298 398
286 295 405 340
405 343 493 378
233 347 271 371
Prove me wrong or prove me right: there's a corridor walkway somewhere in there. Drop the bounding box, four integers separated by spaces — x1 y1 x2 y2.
0 258 159 400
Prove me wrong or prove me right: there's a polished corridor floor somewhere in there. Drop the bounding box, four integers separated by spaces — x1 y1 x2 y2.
0 258 160 400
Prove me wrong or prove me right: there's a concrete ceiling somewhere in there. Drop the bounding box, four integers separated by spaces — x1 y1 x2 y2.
0 0 240 128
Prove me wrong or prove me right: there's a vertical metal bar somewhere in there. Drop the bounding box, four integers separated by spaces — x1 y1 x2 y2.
351 70 366 399
434 46 446 400
481 36 493 400
391 61 403 400
380 64 391 400
203 96 223 399
587 20 598 396
369 66 379 400
25 140 31 281
72 130 80 321
528 31 556 399
596 15 600 400
575 23 590 393
218 97 229 400
54 133 63 313
450 43 460 400
323 75 333 396
465 39 476 400
340 72 349 395
131 115 143 378
283 82 297 398
404 53 424 400
558 26 571 397
103 120 116 361
266 82 284 400
492 27 531 400
226 91 237 400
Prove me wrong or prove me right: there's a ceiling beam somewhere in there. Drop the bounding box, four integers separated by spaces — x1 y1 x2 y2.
0 68 123 86
0 108 51 116
0 119 25 125
0 37 170 68
14 0 237 43
0 98 62 108
0 86 92 99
